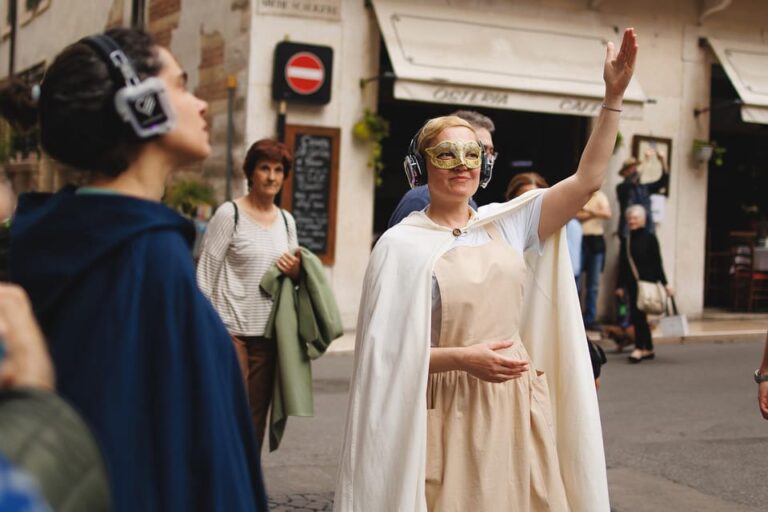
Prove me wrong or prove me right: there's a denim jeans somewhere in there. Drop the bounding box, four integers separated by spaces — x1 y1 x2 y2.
580 246 605 325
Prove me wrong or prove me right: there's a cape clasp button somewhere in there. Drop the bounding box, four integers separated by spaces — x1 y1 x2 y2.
452 228 462 237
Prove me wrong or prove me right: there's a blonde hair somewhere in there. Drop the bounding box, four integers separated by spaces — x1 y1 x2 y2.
505 172 549 200
416 116 477 153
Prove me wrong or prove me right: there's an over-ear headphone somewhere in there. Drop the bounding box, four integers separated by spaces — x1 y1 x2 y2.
403 129 494 189
80 34 175 139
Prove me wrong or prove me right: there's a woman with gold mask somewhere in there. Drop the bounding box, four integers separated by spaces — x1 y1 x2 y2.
336 28 638 512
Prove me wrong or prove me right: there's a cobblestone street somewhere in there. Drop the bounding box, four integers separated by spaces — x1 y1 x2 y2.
263 342 768 511
269 493 333 511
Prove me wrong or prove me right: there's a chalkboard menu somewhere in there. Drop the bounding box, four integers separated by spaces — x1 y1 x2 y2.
281 125 339 265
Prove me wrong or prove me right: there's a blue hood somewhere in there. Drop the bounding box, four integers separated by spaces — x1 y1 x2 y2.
10 186 194 316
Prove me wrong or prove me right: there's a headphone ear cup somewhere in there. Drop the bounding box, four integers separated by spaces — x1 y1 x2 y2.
403 152 427 189
415 152 426 186
403 131 427 188
479 147 493 189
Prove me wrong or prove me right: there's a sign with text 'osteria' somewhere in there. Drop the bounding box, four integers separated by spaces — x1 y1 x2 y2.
272 42 333 105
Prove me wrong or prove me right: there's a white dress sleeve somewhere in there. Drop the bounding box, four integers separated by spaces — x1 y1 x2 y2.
492 194 544 254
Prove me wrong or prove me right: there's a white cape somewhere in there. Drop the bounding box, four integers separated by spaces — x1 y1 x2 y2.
334 190 609 511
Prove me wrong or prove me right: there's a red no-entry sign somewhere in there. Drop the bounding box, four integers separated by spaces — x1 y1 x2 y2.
273 42 333 105
285 52 325 95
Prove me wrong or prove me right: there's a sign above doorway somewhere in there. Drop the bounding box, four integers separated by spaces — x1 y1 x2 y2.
256 0 341 22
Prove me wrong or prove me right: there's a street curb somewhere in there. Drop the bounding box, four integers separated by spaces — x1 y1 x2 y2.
652 330 765 345
328 330 766 355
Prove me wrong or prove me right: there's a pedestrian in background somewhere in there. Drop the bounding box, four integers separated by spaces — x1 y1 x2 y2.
616 205 673 363
197 139 301 447
577 189 612 331
7 28 268 511
615 153 668 236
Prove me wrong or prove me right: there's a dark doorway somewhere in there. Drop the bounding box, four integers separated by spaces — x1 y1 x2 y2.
704 64 768 308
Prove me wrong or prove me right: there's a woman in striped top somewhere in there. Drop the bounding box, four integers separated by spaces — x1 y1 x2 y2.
197 138 300 446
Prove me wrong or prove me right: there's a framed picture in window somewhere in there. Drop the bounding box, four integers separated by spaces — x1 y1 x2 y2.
632 135 672 196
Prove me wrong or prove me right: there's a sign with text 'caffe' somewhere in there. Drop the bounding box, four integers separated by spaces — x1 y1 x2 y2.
393 80 643 120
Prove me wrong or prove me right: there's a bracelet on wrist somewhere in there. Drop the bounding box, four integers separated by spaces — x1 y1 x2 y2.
602 104 623 113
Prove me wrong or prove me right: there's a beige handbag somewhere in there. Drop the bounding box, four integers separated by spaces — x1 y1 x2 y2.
626 235 667 315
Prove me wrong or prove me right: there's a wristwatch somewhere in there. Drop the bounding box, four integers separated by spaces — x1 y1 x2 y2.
754 369 768 383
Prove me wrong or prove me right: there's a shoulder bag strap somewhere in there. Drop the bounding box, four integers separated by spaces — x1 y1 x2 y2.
279 208 296 247
229 200 239 231
625 234 641 281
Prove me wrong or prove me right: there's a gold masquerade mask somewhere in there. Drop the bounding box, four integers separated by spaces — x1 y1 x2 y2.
424 140 483 170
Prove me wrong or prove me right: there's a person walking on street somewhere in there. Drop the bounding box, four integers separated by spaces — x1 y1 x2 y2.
616 205 673 363
197 138 301 448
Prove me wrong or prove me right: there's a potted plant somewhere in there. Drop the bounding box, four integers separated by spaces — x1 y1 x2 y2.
164 179 216 218
693 139 726 166
353 109 390 187
613 130 623 154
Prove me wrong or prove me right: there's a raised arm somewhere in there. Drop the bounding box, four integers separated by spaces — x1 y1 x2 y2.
539 28 638 240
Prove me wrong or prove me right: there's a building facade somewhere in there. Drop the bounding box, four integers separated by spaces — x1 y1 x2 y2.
2 0 767 328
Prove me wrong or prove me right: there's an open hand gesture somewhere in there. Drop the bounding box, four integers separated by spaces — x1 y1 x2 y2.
604 28 638 99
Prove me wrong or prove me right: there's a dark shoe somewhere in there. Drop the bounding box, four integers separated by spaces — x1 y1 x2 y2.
641 352 656 360
585 322 602 332
628 355 642 364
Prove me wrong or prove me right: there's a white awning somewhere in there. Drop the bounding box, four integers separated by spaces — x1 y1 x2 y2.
707 37 768 125
371 0 646 119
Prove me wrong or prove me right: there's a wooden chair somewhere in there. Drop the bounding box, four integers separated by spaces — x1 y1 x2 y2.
729 231 768 311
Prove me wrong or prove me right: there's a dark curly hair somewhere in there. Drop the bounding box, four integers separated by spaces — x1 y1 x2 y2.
27 28 162 176
242 139 293 187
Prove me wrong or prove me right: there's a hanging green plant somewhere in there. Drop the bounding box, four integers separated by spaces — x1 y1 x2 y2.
164 179 216 218
613 130 623 154
692 139 726 167
353 109 390 187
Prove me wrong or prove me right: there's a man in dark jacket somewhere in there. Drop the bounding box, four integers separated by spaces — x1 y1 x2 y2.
615 155 668 236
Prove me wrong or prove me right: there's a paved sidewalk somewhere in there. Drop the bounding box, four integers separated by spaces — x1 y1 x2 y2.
327 314 768 354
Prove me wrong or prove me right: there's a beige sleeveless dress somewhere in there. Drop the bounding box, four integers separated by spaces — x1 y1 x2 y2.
425 223 570 511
